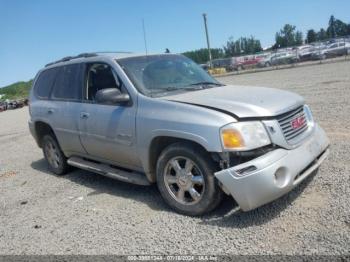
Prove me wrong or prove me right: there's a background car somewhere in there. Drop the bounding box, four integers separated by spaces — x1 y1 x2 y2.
310 44 329 60
257 53 273 67
296 45 314 61
270 51 299 65
7 101 18 109
211 57 237 71
324 42 350 57
199 63 209 71
235 55 263 70
0 102 7 112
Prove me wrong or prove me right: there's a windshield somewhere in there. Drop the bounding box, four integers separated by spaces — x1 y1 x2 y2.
117 54 222 97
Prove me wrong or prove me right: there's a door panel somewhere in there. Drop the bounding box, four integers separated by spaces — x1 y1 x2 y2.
51 101 86 155
78 62 141 168
78 103 140 167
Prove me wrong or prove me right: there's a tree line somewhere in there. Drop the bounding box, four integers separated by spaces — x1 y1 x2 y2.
183 15 350 64
0 80 33 100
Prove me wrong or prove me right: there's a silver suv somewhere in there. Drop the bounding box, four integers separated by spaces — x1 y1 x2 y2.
29 52 329 216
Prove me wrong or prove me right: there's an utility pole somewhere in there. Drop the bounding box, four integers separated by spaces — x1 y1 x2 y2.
202 13 212 68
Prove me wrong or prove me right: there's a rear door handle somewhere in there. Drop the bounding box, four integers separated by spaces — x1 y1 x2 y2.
80 112 90 119
47 108 54 114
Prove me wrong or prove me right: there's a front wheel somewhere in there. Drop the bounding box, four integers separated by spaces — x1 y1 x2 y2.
156 143 223 216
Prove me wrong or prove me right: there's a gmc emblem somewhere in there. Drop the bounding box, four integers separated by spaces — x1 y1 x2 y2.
291 116 305 129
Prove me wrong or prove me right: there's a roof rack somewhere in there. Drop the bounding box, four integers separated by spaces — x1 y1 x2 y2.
45 52 98 67
95 51 133 54
45 51 133 67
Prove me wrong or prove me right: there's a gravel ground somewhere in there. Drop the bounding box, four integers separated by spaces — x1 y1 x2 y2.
0 61 349 255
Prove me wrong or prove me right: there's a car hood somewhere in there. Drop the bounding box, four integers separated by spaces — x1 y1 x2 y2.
161 85 304 119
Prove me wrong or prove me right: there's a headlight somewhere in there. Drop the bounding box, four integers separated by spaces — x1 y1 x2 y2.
303 104 314 128
220 121 271 151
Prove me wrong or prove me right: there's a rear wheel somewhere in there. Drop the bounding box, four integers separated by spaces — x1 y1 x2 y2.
42 134 70 175
156 142 223 216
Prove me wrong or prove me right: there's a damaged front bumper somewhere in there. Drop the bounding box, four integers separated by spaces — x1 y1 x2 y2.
215 123 330 211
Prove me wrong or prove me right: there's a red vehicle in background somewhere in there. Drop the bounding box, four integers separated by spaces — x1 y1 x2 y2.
235 55 264 70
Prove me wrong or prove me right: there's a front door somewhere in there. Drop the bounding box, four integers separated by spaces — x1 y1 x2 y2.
78 62 141 169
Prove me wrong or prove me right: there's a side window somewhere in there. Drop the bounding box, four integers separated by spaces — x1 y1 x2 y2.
34 68 59 99
84 63 121 101
51 63 83 100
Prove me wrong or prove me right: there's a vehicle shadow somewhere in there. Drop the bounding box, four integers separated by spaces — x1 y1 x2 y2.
30 158 170 213
31 158 317 227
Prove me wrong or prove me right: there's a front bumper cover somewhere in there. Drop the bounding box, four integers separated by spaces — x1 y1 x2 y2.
214 124 329 211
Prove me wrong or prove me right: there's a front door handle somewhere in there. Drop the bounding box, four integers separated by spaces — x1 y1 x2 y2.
80 112 90 119
47 108 54 114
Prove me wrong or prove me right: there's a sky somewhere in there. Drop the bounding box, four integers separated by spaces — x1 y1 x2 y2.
0 0 349 87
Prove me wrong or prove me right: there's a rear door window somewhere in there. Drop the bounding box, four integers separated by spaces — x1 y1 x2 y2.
51 63 83 101
34 68 59 99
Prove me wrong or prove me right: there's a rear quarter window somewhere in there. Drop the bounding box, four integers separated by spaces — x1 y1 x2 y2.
34 68 59 99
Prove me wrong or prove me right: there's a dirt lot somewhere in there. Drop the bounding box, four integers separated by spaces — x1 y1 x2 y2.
0 61 349 255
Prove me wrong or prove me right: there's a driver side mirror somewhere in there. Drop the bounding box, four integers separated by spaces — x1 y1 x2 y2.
95 88 130 105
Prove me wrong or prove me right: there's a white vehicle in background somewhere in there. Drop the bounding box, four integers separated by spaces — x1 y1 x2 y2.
310 44 328 60
311 42 350 59
270 51 299 65
296 45 313 61
257 53 273 67
324 42 350 57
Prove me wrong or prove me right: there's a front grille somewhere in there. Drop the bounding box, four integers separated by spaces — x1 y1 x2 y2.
277 106 308 142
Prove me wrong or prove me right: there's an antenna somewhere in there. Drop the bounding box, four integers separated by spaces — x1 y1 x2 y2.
142 19 148 55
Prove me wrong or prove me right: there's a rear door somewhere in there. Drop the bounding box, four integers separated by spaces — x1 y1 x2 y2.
78 62 140 169
48 63 86 155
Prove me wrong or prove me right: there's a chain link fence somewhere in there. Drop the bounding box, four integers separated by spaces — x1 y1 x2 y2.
207 35 350 75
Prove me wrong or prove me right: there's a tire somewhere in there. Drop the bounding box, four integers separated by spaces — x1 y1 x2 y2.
156 142 223 216
42 134 70 175
265 62 271 67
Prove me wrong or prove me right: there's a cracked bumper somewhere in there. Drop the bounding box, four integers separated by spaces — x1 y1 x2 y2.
215 124 330 211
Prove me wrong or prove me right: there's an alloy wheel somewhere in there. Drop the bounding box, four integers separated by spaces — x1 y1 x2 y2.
163 157 205 205
45 140 60 169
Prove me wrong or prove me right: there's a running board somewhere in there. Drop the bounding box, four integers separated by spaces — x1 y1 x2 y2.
67 156 151 186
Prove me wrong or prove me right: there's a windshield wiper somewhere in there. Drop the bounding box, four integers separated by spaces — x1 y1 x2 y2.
165 86 203 91
149 86 204 97
189 81 223 87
